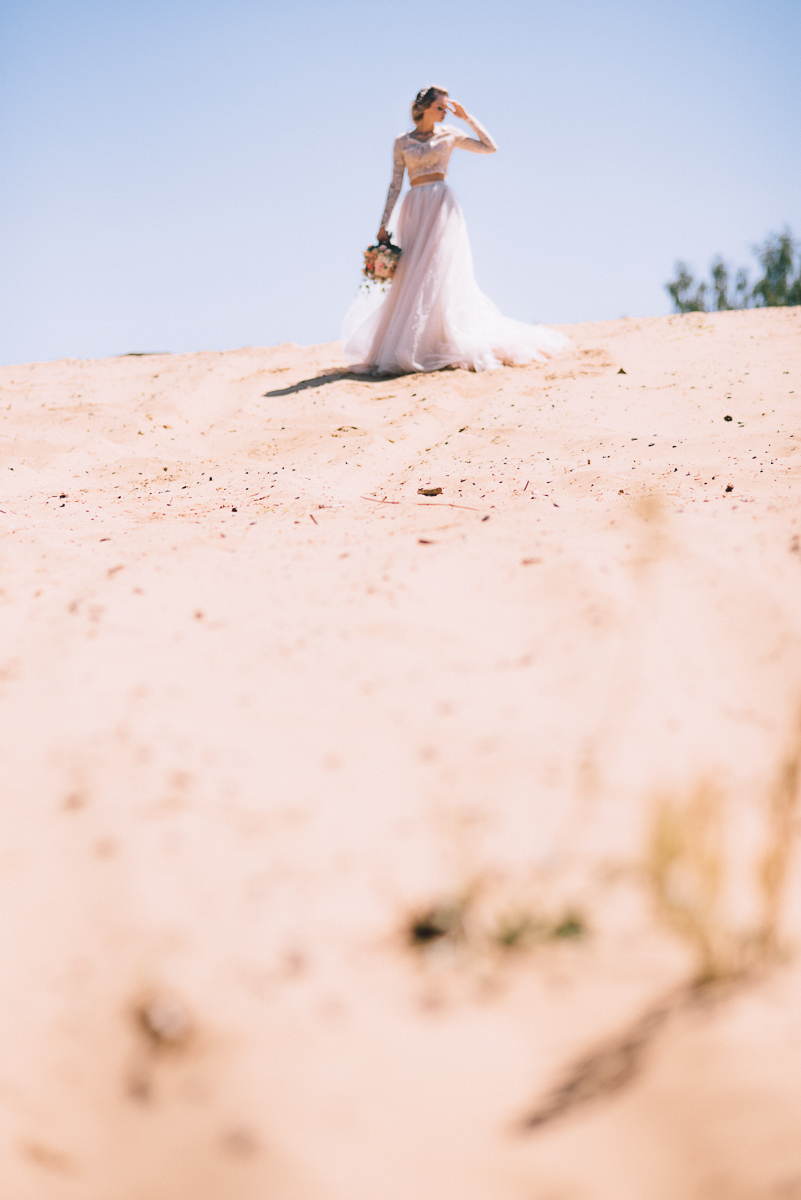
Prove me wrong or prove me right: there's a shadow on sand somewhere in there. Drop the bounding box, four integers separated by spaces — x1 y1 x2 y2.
263 369 398 398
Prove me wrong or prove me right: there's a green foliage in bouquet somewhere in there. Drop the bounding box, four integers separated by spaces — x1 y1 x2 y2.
666 228 801 313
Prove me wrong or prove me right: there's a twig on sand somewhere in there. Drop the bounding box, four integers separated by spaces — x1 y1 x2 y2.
361 495 482 512
415 502 482 511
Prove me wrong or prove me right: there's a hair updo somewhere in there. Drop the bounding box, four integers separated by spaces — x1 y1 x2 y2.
411 86 448 122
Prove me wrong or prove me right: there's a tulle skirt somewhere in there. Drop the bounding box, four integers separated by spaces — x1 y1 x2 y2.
342 182 569 375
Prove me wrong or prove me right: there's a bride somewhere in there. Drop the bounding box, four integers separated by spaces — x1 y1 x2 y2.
342 85 569 376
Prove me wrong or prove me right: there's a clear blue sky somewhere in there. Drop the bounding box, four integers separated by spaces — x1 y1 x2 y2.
1 0 799 366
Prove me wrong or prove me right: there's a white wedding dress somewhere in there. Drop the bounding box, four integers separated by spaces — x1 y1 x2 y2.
342 114 569 375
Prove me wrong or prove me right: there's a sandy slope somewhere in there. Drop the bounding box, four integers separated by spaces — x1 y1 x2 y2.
1 306 800 1199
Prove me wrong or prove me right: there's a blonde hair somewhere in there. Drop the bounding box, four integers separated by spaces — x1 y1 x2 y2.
411 86 448 123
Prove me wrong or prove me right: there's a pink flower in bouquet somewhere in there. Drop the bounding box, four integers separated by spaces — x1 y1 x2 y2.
362 240 401 283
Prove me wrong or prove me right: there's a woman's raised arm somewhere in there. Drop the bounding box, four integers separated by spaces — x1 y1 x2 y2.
449 104 498 154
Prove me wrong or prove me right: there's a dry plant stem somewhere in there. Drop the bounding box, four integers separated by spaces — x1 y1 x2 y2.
650 780 726 980
759 709 801 953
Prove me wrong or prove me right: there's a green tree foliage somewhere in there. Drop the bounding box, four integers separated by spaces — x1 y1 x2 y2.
752 230 801 307
666 229 801 313
666 263 707 312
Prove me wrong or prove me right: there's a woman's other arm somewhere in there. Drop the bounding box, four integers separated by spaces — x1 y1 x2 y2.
378 138 404 242
449 102 497 154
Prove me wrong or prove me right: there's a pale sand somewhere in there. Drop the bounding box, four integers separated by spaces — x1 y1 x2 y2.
1 306 800 1199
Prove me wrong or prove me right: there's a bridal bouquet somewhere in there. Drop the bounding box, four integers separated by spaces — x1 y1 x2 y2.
363 240 401 284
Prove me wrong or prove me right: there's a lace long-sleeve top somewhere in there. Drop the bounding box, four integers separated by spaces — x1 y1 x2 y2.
379 114 497 229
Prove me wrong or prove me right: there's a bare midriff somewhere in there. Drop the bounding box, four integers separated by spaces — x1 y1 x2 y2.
410 173 446 187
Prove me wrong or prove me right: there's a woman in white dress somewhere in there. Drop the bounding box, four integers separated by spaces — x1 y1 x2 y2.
343 86 569 376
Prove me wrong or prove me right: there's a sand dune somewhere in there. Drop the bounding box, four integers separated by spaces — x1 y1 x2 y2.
1 305 800 1199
